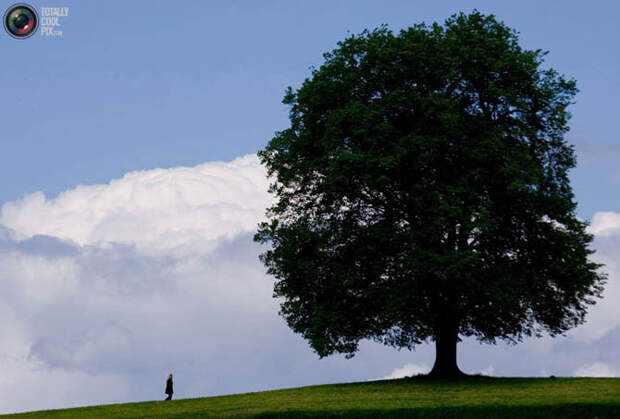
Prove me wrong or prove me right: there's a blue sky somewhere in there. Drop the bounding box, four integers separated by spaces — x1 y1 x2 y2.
0 0 619 413
1 0 619 217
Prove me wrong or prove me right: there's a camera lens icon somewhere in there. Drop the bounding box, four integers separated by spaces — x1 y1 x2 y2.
4 3 39 39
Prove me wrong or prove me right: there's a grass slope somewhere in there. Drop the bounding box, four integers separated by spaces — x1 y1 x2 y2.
4 377 620 418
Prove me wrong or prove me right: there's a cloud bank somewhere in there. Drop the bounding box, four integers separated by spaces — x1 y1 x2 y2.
0 155 282 412
0 154 618 413
0 154 272 253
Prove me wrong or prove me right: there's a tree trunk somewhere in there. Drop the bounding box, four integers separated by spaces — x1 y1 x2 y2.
428 320 466 378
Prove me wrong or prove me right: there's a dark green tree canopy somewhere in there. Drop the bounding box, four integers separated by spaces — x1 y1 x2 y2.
254 11 605 376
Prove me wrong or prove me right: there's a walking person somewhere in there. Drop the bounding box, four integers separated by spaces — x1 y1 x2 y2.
165 373 174 400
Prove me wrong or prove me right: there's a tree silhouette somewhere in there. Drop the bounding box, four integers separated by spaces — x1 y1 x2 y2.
254 11 606 377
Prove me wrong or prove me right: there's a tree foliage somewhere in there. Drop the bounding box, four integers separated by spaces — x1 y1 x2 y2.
254 12 606 368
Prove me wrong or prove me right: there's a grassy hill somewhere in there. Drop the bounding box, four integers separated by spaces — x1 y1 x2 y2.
3 377 620 418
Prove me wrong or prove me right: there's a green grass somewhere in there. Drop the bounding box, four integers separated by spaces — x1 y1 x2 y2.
4 377 620 418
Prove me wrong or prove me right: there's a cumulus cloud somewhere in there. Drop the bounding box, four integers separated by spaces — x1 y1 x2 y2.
573 362 618 377
589 212 620 237
566 217 620 342
0 154 272 254
0 156 286 413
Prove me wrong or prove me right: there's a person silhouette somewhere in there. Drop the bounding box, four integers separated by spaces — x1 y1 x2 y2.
165 373 174 400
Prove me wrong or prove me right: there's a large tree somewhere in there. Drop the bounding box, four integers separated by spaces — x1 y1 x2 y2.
254 12 606 377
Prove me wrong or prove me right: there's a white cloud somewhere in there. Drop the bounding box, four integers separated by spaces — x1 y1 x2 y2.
568 220 620 342
0 155 285 413
588 212 620 236
374 363 430 380
481 364 495 376
573 362 617 377
0 231 282 412
0 154 272 254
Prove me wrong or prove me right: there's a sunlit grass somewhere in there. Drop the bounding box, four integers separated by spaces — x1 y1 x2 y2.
4 377 620 418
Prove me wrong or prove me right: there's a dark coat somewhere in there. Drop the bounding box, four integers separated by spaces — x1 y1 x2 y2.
165 377 174 395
